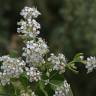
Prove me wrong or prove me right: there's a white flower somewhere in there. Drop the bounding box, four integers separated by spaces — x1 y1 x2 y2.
53 89 65 96
22 38 48 66
17 6 41 38
48 53 66 74
85 56 96 73
0 72 10 86
53 80 71 96
32 19 41 29
44 79 49 85
25 67 41 82
20 90 37 96
31 92 37 96
18 6 49 67
17 19 40 38
64 80 70 94
20 6 41 19
0 55 25 85
25 38 48 55
17 20 27 34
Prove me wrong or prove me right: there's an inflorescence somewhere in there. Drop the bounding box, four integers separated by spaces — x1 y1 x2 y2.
0 6 95 96
48 53 66 74
53 80 71 96
0 55 25 85
85 56 96 73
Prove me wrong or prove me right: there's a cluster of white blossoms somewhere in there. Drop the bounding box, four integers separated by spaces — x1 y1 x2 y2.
25 67 41 82
22 38 48 66
0 55 25 85
0 6 74 96
17 6 48 82
53 80 71 96
48 53 66 74
17 6 41 38
20 90 37 96
20 6 41 19
17 5 48 67
85 56 96 73
17 19 40 38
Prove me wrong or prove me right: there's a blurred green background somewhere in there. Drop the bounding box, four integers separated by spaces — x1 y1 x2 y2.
0 0 96 96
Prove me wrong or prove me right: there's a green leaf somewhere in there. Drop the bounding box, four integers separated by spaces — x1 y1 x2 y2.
36 81 48 96
39 81 48 96
73 53 84 62
19 74 29 89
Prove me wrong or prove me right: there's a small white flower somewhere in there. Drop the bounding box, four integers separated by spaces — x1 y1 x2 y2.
53 80 71 96
53 89 65 96
86 56 96 73
25 67 41 82
22 38 48 66
17 19 40 38
0 55 25 85
20 90 37 96
20 6 41 19
48 53 66 74
44 79 49 85
31 92 37 96
64 80 70 94
32 19 41 29
17 7 41 38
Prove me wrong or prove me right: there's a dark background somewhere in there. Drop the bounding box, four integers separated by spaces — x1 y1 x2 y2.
0 0 96 96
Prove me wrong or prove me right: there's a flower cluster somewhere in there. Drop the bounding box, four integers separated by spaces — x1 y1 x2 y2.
85 56 96 73
20 6 41 19
48 53 66 74
0 6 74 96
64 80 71 94
25 67 41 82
17 6 48 82
17 5 48 68
22 38 48 66
20 90 37 96
17 19 40 38
53 89 65 96
0 55 25 85
53 80 71 96
17 6 41 38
